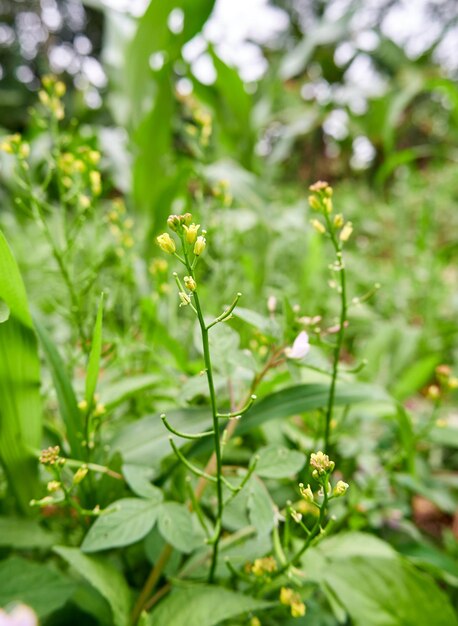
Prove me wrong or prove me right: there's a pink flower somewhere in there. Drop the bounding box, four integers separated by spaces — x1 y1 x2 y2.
0 606 38 626
285 331 310 360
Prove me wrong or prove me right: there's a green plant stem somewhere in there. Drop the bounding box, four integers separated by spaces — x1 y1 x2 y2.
193 293 223 582
323 214 348 452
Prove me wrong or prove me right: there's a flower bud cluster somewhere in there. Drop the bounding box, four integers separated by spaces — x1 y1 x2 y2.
39 75 66 120
308 181 353 243
280 587 306 618
250 556 277 578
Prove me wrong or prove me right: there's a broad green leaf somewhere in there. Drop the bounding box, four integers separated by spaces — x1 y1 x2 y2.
147 585 272 626
55 546 131 626
238 383 391 435
123 464 162 499
0 230 42 511
303 533 458 626
0 517 57 549
0 298 10 322
112 407 212 467
255 445 305 479
82 496 162 552
157 502 205 554
85 293 104 408
0 556 75 618
34 319 84 459
233 306 281 339
247 477 275 536
429 426 458 448
391 354 441 400
102 374 161 411
400 541 458 586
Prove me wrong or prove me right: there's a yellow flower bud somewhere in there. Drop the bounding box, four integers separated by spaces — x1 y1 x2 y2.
309 180 328 192
340 222 353 242
333 480 349 497
90 170 102 195
308 195 321 211
183 223 200 244
333 213 344 228
80 195 90 209
78 399 88 411
47 480 61 493
426 384 440 400
157 233 176 254
94 402 106 417
194 235 206 256
323 197 333 213
184 276 197 291
73 466 89 484
310 219 326 234
280 588 294 606
299 483 314 503
291 601 306 618
55 81 66 97
167 215 182 232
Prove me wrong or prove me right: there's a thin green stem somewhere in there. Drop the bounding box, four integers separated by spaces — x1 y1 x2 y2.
323 214 348 452
180 237 224 583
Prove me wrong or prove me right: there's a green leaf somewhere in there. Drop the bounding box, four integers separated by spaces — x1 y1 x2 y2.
247 478 275 536
0 556 75 618
238 383 391 435
102 374 161 411
0 230 42 511
255 445 305 479
35 318 84 459
112 407 212 467
391 354 441 400
123 464 162 499
303 533 458 626
54 546 131 626
147 585 272 626
233 306 280 339
85 293 104 408
429 426 458 448
157 502 205 554
81 497 162 552
0 516 57 549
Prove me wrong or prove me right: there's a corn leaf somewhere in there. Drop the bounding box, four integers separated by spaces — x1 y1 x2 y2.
0 230 42 511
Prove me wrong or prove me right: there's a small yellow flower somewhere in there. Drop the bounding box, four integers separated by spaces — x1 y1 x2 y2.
309 180 329 192
90 170 102 195
340 222 353 242
290 601 306 618
184 276 197 291
55 81 66 97
310 219 326 234
310 451 335 474
194 235 206 256
323 197 333 213
299 483 314 503
184 223 200 244
308 195 321 211
179 291 191 306
333 480 349 497
157 233 176 254
250 618 261 626
94 402 106 417
47 480 61 492
426 384 440 400
78 399 88 411
251 556 277 577
333 213 344 228
280 587 295 606
80 195 90 209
